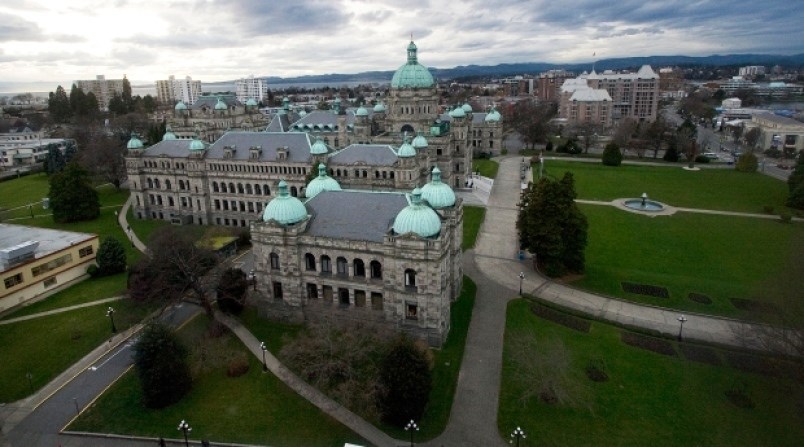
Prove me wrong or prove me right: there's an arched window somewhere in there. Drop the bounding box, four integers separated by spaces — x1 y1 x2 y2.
353 259 365 277
336 257 348 276
321 255 332 274
165 180 171 190
154 179 161 189
228 182 235 193
370 261 382 279
263 184 270 195
168 196 175 207
238 183 244 194
305 253 316 271
270 252 280 270
220 182 227 193
246 184 253 194
254 183 261 195
405 269 416 287
147 178 153 188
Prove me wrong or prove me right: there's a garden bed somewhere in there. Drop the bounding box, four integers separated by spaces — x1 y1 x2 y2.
530 302 591 333
621 282 669 299
620 331 677 356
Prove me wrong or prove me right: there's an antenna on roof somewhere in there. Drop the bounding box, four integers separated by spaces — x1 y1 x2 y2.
592 51 596 73
410 32 413 41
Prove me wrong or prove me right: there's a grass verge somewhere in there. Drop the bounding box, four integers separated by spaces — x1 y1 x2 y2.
472 159 499 178
462 206 486 250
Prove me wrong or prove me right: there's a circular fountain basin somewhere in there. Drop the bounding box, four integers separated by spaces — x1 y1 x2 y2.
623 199 665 212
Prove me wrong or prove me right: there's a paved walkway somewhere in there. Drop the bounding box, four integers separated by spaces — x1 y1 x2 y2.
0 296 124 326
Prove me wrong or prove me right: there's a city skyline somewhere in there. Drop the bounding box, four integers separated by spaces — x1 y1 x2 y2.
0 0 802 86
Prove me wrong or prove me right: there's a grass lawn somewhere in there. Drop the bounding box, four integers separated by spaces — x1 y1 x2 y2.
472 159 499 178
238 276 478 441
570 205 802 318
499 299 804 447
462 206 486 250
0 172 50 217
540 160 789 213
69 315 366 447
126 205 169 245
0 298 153 403
0 274 128 320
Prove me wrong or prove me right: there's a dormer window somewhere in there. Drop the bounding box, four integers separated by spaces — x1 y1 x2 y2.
223 146 236 159
277 146 288 161
249 145 262 160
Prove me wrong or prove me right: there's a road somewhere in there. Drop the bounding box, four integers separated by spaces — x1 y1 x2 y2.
5 303 200 447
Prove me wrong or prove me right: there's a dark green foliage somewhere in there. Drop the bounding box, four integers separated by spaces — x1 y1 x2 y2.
48 85 72 123
517 172 588 277
146 121 166 145
786 155 804 209
216 268 247 314
601 142 623 166
735 152 758 172
45 144 66 174
48 162 100 223
133 323 192 409
663 139 680 162
558 138 581 154
63 141 77 163
545 140 553 152
141 95 157 114
96 237 127 276
694 155 711 163
108 93 126 115
378 336 432 426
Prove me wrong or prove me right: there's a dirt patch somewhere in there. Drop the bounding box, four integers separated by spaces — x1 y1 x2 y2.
530 303 591 333
621 282 669 299
680 344 721 366
688 292 712 305
621 331 677 357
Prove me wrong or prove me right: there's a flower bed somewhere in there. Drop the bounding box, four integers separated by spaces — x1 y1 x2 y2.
620 331 677 357
621 282 669 299
688 292 712 304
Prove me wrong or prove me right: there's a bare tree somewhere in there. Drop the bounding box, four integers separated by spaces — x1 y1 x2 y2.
643 116 672 159
510 100 557 150
73 124 128 189
612 118 638 153
568 122 602 154
744 127 761 153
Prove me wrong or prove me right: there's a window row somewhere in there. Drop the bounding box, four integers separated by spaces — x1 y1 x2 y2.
212 181 271 196
328 168 395 180
145 178 193 191
300 254 384 279
214 199 264 213
143 160 186 170
148 194 201 210
208 163 309 175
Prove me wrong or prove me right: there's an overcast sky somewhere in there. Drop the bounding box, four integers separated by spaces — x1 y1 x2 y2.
1 0 802 86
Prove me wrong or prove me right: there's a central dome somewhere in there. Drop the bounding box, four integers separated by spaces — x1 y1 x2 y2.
391 41 435 89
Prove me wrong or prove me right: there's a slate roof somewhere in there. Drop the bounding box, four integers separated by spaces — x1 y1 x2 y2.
206 132 313 162
329 144 399 166
265 114 291 132
141 140 193 158
304 190 409 242
191 95 241 110
570 89 612 102
472 112 490 124
289 110 355 131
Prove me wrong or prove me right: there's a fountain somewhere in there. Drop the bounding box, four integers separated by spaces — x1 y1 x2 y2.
624 192 665 212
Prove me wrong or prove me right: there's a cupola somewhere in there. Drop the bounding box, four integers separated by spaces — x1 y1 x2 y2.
397 138 417 158
262 180 308 225
412 132 428 150
162 125 177 141
392 188 442 238
126 132 144 150
420 166 456 208
310 137 329 155
305 164 342 198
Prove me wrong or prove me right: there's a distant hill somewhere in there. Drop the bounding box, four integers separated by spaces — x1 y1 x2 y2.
262 53 804 85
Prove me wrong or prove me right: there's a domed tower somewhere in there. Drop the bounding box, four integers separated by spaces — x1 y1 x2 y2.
305 164 341 199
420 166 463 300
188 132 207 158
385 41 439 136
354 104 370 141
310 137 329 165
392 188 442 238
126 132 145 155
162 125 178 141
214 96 228 116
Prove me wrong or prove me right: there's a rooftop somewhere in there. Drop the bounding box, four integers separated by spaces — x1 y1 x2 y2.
304 190 409 242
0 223 96 273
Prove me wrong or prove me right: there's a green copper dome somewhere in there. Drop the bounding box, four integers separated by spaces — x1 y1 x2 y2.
449 106 466 119
397 138 417 158
393 188 441 238
299 110 307 117
174 100 187 111
214 97 227 110
391 41 435 89
246 98 258 107
484 108 501 122
262 180 308 225
162 125 177 141
126 132 144 149
412 132 428 149
355 105 369 116
189 135 207 151
421 167 455 209
305 164 342 198
461 103 473 113
373 102 386 113
310 137 329 155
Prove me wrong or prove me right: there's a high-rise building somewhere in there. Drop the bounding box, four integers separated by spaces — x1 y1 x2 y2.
74 75 126 112
536 70 575 102
235 75 269 103
739 66 766 77
156 75 202 105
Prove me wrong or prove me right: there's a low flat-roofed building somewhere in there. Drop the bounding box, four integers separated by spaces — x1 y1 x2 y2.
0 224 98 313
750 112 804 152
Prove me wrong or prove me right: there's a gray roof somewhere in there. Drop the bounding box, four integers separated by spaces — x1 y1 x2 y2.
289 110 355 130
265 114 290 132
141 139 193 158
472 113 489 124
304 190 409 242
206 132 313 162
329 144 399 166
0 223 96 273
191 95 241 110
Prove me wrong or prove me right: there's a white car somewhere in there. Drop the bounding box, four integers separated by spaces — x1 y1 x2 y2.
702 152 719 160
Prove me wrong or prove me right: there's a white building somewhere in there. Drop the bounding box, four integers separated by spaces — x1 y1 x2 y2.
74 75 126 112
235 76 269 104
156 75 203 105
739 66 766 77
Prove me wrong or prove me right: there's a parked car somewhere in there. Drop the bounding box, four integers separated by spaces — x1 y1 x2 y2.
702 152 719 160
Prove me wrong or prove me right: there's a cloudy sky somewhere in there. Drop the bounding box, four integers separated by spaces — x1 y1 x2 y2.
1 0 802 86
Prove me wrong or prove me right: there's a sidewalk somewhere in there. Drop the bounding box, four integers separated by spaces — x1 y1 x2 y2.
0 296 125 326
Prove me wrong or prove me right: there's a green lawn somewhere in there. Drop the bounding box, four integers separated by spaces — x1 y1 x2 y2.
0 274 128 320
570 205 802 317
462 206 486 250
69 315 366 447
499 299 803 447
238 276 477 441
0 172 50 217
472 159 499 178
126 205 169 245
0 298 153 403
540 160 789 213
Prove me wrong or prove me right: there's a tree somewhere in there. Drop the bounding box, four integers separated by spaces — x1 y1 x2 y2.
122 75 134 112
216 268 247 314
378 336 432 426
128 227 218 317
146 121 166 146
75 125 128 189
663 135 680 162
69 84 86 115
108 93 126 115
518 172 588 277
601 142 623 166
133 322 192 409
45 143 66 174
644 116 671 159
612 118 638 150
677 119 698 168
63 140 77 163
511 100 556 149
96 236 127 276
48 162 100 223
141 94 157 114
735 152 758 173
787 155 804 209
48 85 72 123
84 92 99 116
744 127 761 153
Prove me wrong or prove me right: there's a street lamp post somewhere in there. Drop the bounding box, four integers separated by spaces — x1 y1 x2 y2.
405 419 419 447
126 225 133 247
106 307 117 334
250 269 257 291
178 419 191 447
510 426 526 447
260 341 268 372
519 272 525 295
677 315 688 341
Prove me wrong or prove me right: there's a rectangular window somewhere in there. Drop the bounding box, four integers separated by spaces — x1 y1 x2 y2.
31 254 73 277
406 303 418 320
78 246 94 258
323 285 334 303
272 282 283 300
354 290 366 307
371 292 383 311
306 283 318 299
43 276 57 288
4 273 23 289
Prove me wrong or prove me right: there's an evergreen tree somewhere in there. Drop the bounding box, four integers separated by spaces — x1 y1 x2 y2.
141 94 156 114
663 136 680 162
133 323 192 409
84 92 99 116
108 93 126 115
96 236 127 276
48 85 72 123
735 152 758 173
601 142 623 166
378 336 432 426
48 162 100 223
63 141 77 163
45 144 66 174
122 76 133 112
69 84 87 115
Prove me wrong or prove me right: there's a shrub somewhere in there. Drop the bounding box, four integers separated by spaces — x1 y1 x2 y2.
663 146 680 162
694 155 711 163
601 143 623 166
545 140 553 152
378 336 432 426
621 332 677 356
585 358 609 382
86 264 99 277
530 303 591 333
133 323 192 409
688 292 712 304
501 148 508 155
764 147 782 158
621 282 669 298
736 152 758 172
779 211 792 223
762 205 775 214
226 352 250 377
